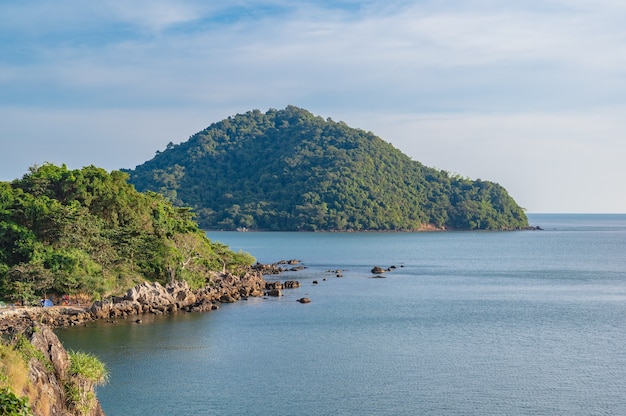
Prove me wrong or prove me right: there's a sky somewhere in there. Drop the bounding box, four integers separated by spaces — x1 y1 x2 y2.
1 0 625 213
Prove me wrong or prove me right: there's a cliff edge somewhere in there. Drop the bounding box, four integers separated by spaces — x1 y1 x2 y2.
1 324 105 416
0 268 298 415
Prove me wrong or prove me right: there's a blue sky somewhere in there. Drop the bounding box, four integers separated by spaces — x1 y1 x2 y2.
1 0 625 213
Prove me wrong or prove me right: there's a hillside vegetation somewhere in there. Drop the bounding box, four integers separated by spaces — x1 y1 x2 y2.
0 164 255 305
126 106 528 231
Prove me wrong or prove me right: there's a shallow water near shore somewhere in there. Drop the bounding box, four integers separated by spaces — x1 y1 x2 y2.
56 214 626 415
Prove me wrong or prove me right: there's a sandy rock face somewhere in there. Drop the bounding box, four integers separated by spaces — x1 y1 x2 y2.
15 325 106 416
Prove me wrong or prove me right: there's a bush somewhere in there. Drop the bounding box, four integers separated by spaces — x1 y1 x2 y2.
0 387 32 416
68 351 108 385
66 351 108 415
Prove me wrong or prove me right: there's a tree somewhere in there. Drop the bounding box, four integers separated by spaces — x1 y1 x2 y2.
124 106 528 231
0 164 256 303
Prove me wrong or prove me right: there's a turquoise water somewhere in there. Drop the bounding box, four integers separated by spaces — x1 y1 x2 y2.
57 214 626 415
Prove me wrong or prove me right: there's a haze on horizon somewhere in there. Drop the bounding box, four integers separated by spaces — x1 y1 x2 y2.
1 1 625 214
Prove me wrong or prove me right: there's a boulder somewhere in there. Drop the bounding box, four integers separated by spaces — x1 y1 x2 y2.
166 280 197 307
252 263 284 275
266 289 282 297
265 281 284 290
125 281 176 307
220 294 238 303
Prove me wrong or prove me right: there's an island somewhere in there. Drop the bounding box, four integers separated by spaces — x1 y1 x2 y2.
125 106 529 231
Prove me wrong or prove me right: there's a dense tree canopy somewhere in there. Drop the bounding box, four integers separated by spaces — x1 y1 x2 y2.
0 164 255 305
126 106 528 231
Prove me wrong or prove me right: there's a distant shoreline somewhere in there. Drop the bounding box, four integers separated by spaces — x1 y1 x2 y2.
205 225 542 232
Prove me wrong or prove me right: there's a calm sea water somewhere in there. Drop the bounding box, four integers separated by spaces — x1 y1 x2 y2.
57 214 626 415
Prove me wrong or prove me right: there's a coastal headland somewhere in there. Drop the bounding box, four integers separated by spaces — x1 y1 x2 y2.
0 266 300 416
1 266 301 333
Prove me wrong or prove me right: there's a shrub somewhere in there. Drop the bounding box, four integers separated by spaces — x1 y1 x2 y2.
0 387 32 416
66 351 108 415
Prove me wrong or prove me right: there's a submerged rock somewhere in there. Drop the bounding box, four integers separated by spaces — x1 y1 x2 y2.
265 289 282 297
284 280 301 289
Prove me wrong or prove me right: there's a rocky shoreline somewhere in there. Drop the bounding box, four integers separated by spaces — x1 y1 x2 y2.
1 268 301 334
0 266 302 416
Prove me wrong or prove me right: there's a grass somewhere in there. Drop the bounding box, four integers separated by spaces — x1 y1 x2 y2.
67 351 109 385
66 350 109 415
0 342 32 416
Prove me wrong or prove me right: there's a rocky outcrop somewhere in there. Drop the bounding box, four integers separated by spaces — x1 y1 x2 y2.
264 281 283 297
0 306 95 334
371 265 398 274
3 324 105 416
0 266 302 416
283 280 300 289
1 269 299 330
89 270 269 320
252 260 306 274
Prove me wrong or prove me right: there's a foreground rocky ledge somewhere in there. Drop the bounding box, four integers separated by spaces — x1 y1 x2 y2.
9 323 107 416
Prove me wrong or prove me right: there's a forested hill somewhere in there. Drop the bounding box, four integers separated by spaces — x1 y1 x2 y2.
0 164 255 304
125 106 528 231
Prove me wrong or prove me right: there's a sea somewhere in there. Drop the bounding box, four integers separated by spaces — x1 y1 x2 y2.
56 214 626 415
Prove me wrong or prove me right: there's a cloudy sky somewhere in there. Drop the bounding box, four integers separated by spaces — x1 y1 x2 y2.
1 0 625 213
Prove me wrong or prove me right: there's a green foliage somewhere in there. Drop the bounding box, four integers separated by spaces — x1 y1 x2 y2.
0 387 32 416
0 164 256 303
67 351 108 385
125 106 528 231
13 335 53 373
66 351 108 415
63 381 82 412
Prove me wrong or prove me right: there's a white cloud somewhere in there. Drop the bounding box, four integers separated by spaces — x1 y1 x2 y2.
4 0 625 111
103 0 208 33
1 0 626 212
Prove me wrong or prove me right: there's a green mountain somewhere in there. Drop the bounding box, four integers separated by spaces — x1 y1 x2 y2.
0 164 255 304
125 106 528 231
